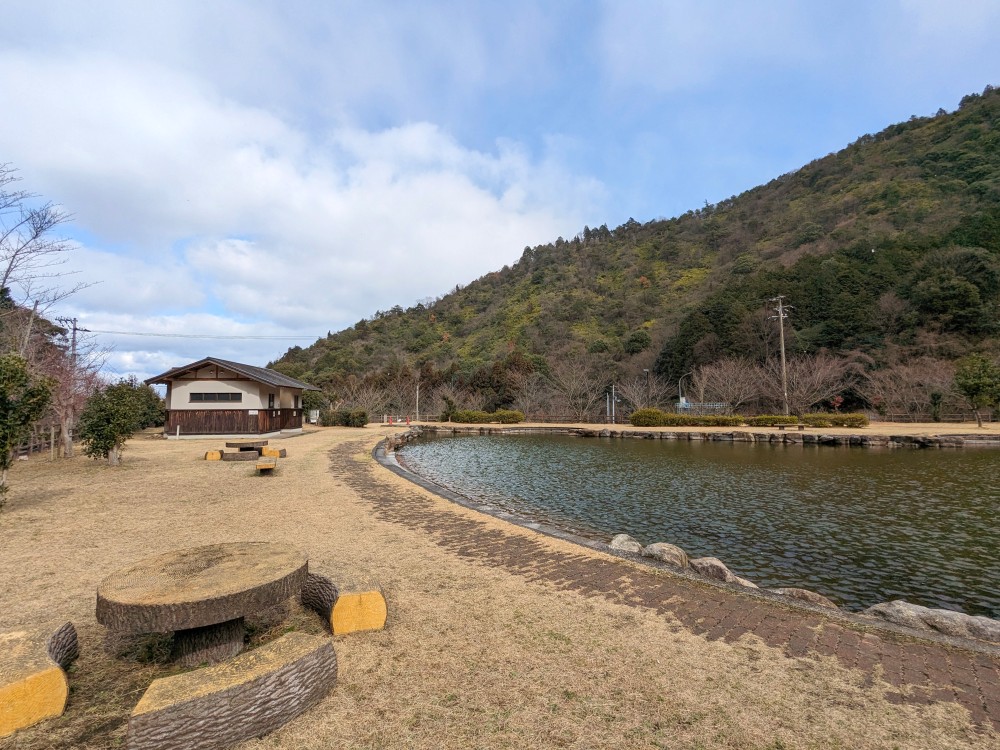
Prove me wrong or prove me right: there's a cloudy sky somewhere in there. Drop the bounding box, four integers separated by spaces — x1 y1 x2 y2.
2 1 998 380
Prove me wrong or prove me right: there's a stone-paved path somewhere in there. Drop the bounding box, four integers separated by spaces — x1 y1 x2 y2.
335 441 1000 730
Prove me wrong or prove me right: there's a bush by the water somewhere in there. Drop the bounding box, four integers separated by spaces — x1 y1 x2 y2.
802 413 869 428
628 409 742 427
320 409 369 427
452 409 525 424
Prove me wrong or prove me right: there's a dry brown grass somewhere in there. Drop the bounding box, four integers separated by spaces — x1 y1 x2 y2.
0 427 996 750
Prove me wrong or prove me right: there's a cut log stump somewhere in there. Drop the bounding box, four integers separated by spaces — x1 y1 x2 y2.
301 571 387 635
126 632 337 750
261 447 287 458
0 622 79 738
204 450 223 461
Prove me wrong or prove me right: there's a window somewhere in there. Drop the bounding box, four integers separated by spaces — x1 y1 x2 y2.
190 392 243 402
294 395 300 409
268 393 275 409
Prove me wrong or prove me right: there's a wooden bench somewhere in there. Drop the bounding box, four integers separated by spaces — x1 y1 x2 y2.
261 447 287 458
301 571 387 635
256 458 277 475
126 632 337 750
0 622 78 738
777 424 805 431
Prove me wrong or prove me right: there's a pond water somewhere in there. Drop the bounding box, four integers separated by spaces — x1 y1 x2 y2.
398 433 1000 617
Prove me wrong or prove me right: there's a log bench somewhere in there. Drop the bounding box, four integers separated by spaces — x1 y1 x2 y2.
0 622 79 738
126 632 337 750
261 446 287 458
221 450 258 461
776 424 805 431
256 458 277 475
301 571 387 635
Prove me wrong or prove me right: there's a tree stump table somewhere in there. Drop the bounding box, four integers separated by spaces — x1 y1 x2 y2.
225 441 269 452
96 542 308 666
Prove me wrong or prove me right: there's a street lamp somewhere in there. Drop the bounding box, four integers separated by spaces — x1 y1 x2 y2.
678 371 694 408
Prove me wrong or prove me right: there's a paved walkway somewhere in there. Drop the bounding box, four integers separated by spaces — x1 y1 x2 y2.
335 441 1000 731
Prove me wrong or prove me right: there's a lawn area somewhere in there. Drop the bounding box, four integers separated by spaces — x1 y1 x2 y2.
0 427 995 749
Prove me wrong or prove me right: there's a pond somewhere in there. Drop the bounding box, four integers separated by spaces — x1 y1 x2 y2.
397 433 1000 617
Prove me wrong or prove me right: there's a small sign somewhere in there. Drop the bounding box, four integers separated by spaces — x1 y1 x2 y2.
248 409 259 415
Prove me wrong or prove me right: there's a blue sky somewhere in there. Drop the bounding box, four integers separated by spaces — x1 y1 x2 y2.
1 1 998 380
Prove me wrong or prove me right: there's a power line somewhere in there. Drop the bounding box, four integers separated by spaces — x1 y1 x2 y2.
83 329 318 340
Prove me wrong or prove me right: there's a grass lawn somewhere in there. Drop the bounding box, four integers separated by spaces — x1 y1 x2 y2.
0 426 995 749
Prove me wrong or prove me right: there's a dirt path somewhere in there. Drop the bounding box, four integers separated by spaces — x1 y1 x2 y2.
0 427 996 749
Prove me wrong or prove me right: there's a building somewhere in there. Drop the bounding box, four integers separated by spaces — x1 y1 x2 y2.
145 357 319 438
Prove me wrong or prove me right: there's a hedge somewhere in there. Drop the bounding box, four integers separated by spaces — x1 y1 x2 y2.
744 415 799 427
802 413 869 428
628 409 743 427
452 409 525 424
320 408 369 427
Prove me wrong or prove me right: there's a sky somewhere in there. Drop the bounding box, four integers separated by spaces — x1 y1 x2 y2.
1 0 998 381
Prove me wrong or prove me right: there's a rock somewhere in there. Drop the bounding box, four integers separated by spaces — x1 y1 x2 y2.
863 600 1000 643
769 587 838 609
609 534 643 553
689 557 756 588
641 542 689 568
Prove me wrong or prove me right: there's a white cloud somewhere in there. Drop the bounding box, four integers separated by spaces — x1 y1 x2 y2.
0 46 600 378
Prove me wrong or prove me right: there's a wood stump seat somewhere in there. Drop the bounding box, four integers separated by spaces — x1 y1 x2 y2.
0 622 79 738
126 632 337 750
301 571 388 635
220 450 258 461
261 447 287 458
96 542 308 666
256 458 277 475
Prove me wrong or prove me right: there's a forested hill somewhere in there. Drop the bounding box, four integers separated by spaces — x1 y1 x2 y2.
272 86 999 411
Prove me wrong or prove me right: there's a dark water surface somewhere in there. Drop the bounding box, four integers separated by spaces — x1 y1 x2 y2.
399 433 1000 617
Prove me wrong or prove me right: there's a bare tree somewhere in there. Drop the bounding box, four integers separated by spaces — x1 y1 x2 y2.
508 370 555 418
36 333 106 457
548 353 607 422
0 165 87 310
693 357 765 413
615 373 673 411
764 353 854 414
856 358 959 419
342 380 388 416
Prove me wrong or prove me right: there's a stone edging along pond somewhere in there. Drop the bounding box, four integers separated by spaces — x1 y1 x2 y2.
378 427 1000 654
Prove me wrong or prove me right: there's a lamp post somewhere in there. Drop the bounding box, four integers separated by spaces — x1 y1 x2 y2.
678 371 693 409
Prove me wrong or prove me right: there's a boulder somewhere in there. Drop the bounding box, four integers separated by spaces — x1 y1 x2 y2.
609 534 643 553
864 600 1000 643
769 587 838 609
641 542 689 569
690 557 757 588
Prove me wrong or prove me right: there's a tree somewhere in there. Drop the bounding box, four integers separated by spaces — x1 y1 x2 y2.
764 353 853 415
548 352 607 422
77 377 147 466
0 164 85 309
692 358 765 413
615 373 673 411
953 353 1000 428
0 354 52 504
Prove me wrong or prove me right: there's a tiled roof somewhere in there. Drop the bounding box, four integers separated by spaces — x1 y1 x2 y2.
145 357 319 390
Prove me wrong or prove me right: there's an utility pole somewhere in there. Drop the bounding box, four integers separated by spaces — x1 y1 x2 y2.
769 297 792 416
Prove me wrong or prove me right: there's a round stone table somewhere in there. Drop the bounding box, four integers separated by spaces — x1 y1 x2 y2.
96 542 308 666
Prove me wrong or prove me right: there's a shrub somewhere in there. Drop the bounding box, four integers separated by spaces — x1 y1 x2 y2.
630 408 668 426
320 409 368 427
744 415 799 427
629 410 745 428
452 410 493 423
492 409 525 424
801 413 869 428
